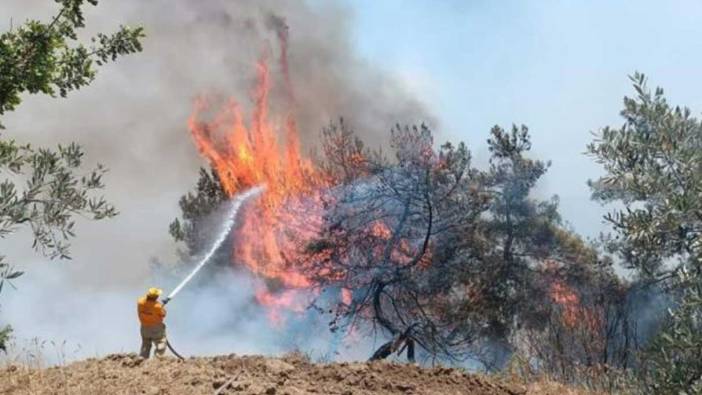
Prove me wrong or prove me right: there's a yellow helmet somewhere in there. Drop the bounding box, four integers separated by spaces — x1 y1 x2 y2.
146 287 162 298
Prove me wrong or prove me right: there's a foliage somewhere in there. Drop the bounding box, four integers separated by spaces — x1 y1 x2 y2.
587 72 702 280
304 123 492 361
0 325 10 353
502 354 642 395
171 119 614 365
516 264 640 386
0 0 143 271
480 125 559 336
0 0 144 128
316 118 381 183
639 270 702 394
169 167 228 257
301 122 607 364
589 73 702 393
0 0 143 351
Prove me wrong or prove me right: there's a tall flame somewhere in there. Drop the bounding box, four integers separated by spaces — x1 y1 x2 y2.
188 54 327 321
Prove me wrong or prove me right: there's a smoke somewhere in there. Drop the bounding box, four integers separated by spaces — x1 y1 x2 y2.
0 0 432 362
1 195 377 364
1 262 373 364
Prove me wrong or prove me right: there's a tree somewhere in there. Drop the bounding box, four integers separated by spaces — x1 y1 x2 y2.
640 270 702 394
480 125 558 337
303 123 492 362
0 0 144 350
587 72 702 281
169 167 228 258
588 73 702 392
1 0 144 127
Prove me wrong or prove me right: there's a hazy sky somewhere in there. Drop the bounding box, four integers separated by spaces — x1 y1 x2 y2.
341 0 702 238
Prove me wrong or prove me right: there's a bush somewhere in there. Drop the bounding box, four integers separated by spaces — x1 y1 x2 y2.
639 271 702 394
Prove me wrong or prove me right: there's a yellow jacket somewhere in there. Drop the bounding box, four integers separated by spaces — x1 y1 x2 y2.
137 296 166 326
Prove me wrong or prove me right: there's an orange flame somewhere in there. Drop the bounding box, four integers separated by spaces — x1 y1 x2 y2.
187 44 434 327
549 280 602 332
188 54 328 313
255 288 307 327
549 281 581 328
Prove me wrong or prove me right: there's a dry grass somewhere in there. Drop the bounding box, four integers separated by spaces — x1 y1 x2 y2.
494 352 640 395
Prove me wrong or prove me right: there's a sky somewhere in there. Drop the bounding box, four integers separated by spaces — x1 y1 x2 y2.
342 0 702 238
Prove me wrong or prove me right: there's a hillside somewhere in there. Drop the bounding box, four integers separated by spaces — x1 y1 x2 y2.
0 353 538 395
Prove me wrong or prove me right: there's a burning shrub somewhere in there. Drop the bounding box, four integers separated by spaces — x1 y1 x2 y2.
515 266 639 385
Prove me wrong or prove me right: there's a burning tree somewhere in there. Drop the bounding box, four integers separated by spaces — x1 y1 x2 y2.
302 123 492 362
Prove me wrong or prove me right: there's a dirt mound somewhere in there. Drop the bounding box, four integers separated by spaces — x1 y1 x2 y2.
0 353 526 394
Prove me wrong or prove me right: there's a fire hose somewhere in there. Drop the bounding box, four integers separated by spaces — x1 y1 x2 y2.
165 340 185 360
158 186 264 360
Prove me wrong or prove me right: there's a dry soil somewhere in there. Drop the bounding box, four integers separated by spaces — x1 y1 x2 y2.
0 353 528 395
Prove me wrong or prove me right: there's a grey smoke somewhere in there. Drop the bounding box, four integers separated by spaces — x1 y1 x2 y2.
0 0 432 362
1 262 374 364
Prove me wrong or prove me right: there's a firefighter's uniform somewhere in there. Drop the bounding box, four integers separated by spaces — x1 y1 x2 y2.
137 288 167 358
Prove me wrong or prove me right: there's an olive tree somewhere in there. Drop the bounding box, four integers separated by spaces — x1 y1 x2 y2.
0 0 143 349
588 73 702 393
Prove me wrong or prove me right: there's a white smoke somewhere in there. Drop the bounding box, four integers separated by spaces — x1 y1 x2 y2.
1 262 373 364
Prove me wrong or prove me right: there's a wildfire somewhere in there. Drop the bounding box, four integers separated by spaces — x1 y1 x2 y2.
187 43 331 321
549 281 581 328
549 280 602 332
186 32 433 327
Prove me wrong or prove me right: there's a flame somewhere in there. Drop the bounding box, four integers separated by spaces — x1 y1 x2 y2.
549 280 602 332
255 289 307 327
549 281 581 328
188 53 330 318
341 288 353 306
186 41 434 328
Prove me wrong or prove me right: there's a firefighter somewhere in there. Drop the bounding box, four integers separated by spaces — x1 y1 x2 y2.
137 287 167 358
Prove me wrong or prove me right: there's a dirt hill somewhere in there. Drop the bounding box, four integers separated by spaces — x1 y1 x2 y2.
0 353 535 395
